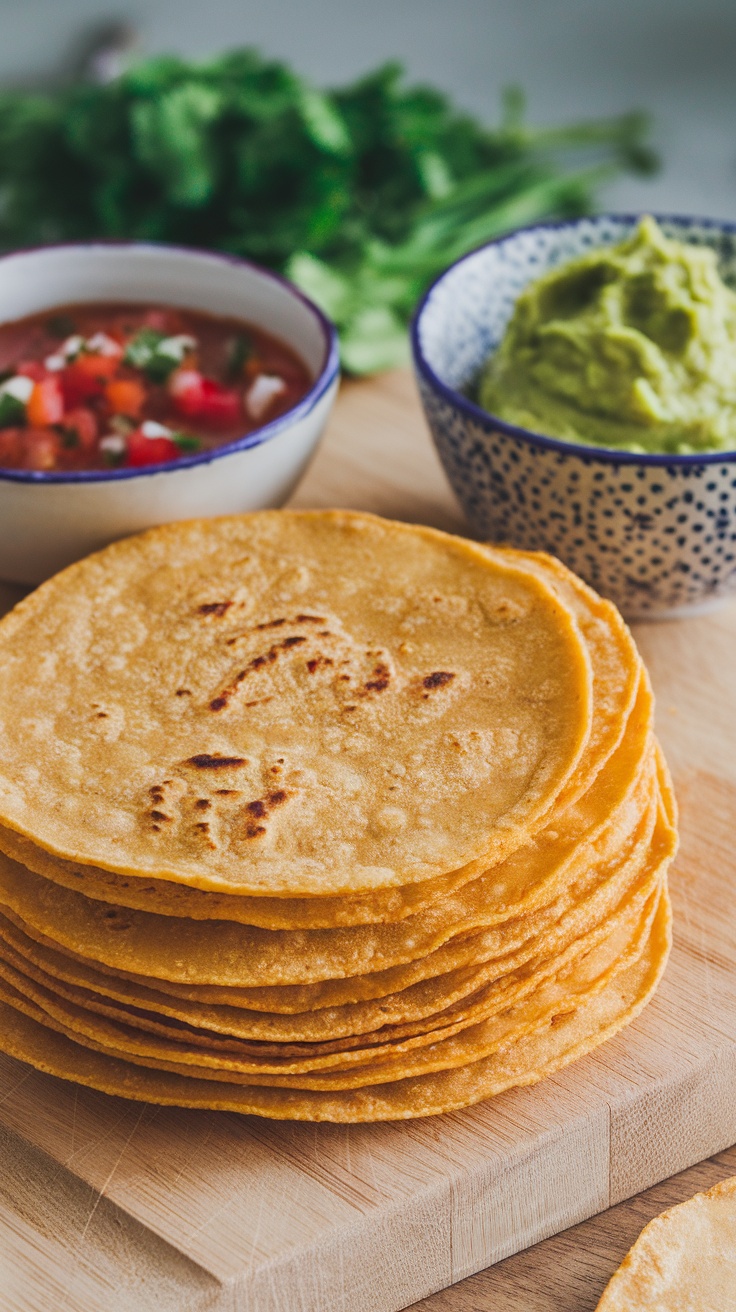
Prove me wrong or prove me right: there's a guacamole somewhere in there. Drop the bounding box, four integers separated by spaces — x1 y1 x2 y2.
479 216 736 454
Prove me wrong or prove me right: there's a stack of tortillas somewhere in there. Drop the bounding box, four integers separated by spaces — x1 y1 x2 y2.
0 511 677 1122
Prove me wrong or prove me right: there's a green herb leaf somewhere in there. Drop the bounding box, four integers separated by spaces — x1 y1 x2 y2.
226 333 253 380
124 328 185 381
0 49 657 376
124 328 164 370
130 82 221 208
173 433 202 452
340 307 411 375
295 84 351 156
286 252 354 322
102 446 126 468
46 314 77 339
0 392 24 428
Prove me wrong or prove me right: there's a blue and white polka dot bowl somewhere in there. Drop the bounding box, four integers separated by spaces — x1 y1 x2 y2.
411 214 736 620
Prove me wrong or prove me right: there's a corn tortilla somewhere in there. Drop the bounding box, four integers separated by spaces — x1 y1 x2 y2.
594 1174 736 1310
0 545 637 928
0 511 592 896
0 763 655 1043
0 808 666 1055
0 877 664 1082
0 668 649 934
0 890 672 1120
0 752 657 989
0 772 666 1046
482 546 640 810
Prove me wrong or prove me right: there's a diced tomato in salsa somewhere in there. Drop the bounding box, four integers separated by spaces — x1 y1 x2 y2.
106 378 145 418
61 354 121 407
0 303 312 472
170 371 242 427
126 429 182 467
27 377 64 428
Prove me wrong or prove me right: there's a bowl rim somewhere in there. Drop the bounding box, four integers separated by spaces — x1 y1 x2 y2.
411 210 736 468
0 239 340 485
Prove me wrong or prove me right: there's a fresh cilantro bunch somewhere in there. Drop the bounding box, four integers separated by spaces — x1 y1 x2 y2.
0 52 657 373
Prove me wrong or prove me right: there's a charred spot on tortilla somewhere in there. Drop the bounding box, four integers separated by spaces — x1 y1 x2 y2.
423 671 455 691
197 601 233 618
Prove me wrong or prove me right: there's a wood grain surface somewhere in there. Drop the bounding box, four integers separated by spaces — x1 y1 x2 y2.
411 1145 736 1311
0 370 735 1312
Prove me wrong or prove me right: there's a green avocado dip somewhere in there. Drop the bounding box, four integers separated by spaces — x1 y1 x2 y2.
478 216 736 454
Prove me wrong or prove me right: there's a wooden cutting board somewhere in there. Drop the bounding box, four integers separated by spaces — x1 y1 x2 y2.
1 370 736 1312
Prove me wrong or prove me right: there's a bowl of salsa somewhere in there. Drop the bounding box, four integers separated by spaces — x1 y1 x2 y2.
0 242 339 583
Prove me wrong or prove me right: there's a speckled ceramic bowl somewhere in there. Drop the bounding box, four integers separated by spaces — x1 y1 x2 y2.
412 214 736 619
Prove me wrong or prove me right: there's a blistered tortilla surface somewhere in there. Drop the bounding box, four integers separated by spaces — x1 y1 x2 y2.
0 511 592 896
0 542 633 926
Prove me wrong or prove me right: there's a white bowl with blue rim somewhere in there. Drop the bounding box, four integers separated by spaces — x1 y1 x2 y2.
0 242 340 585
412 214 736 620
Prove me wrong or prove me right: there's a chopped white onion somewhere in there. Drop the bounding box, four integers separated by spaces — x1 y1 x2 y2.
157 334 196 361
246 374 286 421
86 332 122 358
140 420 172 439
44 353 66 372
61 335 84 359
99 434 126 455
0 375 34 404
169 369 200 397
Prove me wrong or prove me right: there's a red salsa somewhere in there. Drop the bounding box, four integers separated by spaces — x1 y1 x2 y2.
0 303 313 471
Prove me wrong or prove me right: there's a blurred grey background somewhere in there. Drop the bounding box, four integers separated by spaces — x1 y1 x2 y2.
2 0 736 217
